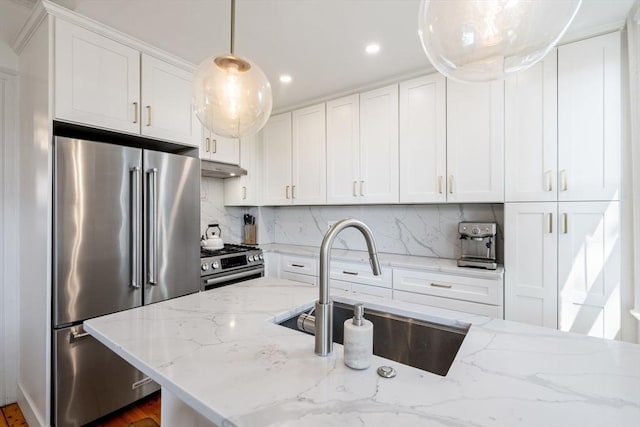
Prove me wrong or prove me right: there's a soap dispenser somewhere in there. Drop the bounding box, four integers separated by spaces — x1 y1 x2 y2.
343 303 373 369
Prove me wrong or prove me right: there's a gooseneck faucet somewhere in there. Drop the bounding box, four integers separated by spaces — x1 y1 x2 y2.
315 218 381 356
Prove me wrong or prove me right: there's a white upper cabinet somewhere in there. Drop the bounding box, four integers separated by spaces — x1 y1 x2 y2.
55 19 140 134
326 94 360 205
558 201 620 339
399 74 446 203
359 84 399 204
558 32 621 201
505 52 558 202
446 80 504 203
504 203 558 329
199 128 240 165
261 112 292 205
54 19 197 147
224 133 259 206
140 54 195 145
292 103 326 205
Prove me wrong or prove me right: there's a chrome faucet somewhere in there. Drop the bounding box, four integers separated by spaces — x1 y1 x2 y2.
315 218 381 356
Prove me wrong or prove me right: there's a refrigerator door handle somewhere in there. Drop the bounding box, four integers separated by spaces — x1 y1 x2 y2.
131 167 141 289
147 168 158 286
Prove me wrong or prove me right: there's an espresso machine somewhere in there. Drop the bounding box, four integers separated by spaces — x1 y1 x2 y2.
457 222 498 270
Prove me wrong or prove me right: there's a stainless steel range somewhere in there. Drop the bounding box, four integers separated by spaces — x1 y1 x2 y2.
201 244 264 290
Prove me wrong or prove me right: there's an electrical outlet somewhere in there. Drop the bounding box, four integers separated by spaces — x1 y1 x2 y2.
328 221 337 229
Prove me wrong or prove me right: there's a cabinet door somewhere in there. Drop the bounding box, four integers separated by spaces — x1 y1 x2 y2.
326 94 360 204
140 54 196 145
558 32 621 201
359 84 399 204
292 103 326 205
209 132 240 165
224 133 259 206
446 80 504 202
505 53 557 202
558 201 620 339
55 19 140 134
261 112 292 205
399 74 446 203
504 203 558 328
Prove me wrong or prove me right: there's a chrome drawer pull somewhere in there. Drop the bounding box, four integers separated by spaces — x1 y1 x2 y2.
342 271 359 276
291 263 305 268
430 283 452 289
131 377 153 390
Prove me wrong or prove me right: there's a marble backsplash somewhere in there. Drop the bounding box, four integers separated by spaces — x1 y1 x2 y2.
201 177 504 262
271 204 504 262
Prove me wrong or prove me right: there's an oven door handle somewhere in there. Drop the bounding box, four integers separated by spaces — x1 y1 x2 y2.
204 267 265 286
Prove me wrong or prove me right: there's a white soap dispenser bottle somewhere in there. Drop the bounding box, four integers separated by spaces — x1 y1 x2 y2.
343 303 373 369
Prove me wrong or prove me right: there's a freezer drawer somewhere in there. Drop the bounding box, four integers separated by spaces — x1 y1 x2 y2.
54 325 159 427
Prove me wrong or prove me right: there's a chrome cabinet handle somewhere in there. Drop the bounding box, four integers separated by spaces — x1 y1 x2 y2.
292 185 296 199
560 170 568 191
205 137 210 153
147 168 158 285
212 139 217 154
353 181 358 197
430 283 452 289
360 180 365 196
146 105 151 126
548 213 553 234
342 270 359 276
133 102 139 124
545 170 553 191
131 167 141 289
562 213 568 234
242 186 247 200
286 185 290 199
448 175 454 194
438 176 443 194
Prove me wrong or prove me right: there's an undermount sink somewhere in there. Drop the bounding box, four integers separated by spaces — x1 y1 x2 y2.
278 301 469 376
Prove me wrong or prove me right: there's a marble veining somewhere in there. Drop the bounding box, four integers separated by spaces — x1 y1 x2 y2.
85 278 640 427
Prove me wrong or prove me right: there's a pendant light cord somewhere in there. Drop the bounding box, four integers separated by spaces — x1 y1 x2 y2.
230 0 236 54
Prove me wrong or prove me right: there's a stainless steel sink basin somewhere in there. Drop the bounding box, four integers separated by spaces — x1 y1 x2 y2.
278 301 469 376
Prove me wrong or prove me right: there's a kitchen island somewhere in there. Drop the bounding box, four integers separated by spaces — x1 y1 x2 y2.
84 278 640 426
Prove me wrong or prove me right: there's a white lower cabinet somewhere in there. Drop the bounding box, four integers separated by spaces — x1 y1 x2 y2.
280 254 318 285
329 260 393 298
504 201 621 339
393 268 504 318
505 203 558 328
558 202 620 339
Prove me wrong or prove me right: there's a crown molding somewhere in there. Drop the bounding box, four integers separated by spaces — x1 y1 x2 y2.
12 0 195 71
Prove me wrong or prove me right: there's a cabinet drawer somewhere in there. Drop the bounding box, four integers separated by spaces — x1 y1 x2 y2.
282 271 317 285
393 269 503 306
330 261 392 288
332 280 393 299
281 255 318 276
394 290 503 318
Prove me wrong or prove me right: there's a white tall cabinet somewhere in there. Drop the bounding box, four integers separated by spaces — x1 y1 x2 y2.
504 32 622 339
261 112 292 205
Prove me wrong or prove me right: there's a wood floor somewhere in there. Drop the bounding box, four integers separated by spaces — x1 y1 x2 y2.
0 392 161 427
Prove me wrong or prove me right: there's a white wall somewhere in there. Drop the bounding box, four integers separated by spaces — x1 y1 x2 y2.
0 39 18 406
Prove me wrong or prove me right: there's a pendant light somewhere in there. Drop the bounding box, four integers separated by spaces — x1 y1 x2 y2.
193 0 272 138
418 0 582 83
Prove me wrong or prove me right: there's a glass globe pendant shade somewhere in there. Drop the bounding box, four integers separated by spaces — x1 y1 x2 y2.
193 54 272 138
418 0 582 83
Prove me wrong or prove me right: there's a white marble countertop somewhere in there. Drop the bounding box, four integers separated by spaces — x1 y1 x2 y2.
260 243 504 280
85 278 640 427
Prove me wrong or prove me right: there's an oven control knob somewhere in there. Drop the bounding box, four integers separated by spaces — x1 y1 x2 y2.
211 261 220 269
259 254 264 260
201 263 209 271
248 255 255 262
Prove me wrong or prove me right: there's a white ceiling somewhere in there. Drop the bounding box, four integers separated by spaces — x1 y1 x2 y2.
0 0 637 110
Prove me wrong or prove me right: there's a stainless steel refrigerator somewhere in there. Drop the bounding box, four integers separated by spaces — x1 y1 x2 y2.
52 136 200 427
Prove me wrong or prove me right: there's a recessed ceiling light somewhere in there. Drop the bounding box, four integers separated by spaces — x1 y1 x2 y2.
365 43 380 54
279 75 292 83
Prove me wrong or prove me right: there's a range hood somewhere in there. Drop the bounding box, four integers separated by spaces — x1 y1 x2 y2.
200 159 248 179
